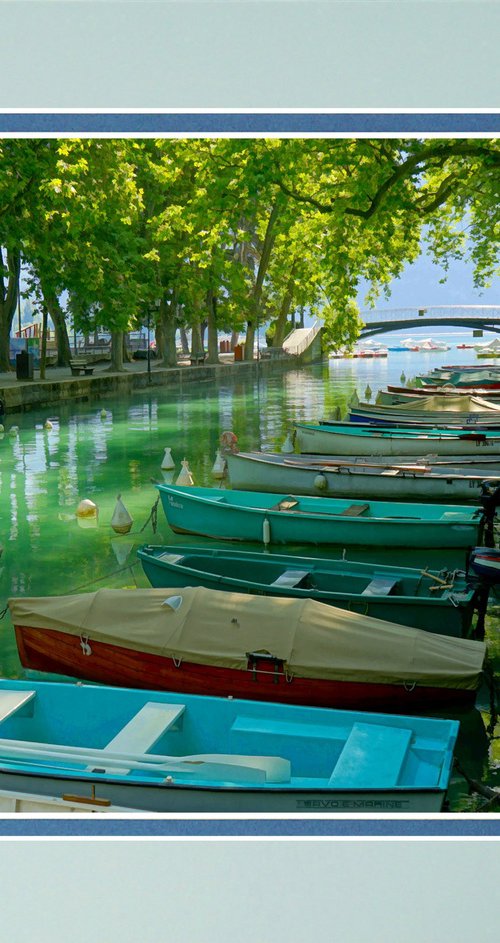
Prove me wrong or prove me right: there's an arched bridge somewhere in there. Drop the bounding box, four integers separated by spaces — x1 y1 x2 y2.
360 306 500 339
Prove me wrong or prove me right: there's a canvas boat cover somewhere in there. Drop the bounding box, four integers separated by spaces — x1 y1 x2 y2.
9 587 485 690
375 393 500 413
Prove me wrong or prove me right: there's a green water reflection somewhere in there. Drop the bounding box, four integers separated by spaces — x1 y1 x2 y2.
0 353 499 811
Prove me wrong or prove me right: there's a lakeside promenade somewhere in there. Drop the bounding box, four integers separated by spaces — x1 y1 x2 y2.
0 352 292 416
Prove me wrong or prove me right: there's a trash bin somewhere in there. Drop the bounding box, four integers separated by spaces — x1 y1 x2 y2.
16 350 34 380
234 343 245 362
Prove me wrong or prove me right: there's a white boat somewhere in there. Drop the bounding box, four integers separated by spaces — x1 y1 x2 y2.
226 450 499 503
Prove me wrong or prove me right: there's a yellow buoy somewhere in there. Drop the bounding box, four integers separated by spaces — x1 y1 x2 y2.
110 494 133 535
44 419 53 431
364 384 372 401
400 371 406 384
176 459 194 486
76 498 99 529
100 409 107 419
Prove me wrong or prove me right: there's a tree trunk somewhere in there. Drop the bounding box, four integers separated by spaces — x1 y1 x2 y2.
39 305 48 380
190 322 203 358
0 248 20 372
179 326 190 355
159 295 178 368
43 292 71 366
273 266 297 347
109 331 125 371
244 201 281 361
205 289 219 364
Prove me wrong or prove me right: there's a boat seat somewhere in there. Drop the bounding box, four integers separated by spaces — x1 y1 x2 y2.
232 715 339 741
157 552 186 565
380 469 400 476
0 690 36 724
93 702 185 775
361 577 399 597
340 503 369 517
270 498 299 512
271 569 310 588
328 722 412 788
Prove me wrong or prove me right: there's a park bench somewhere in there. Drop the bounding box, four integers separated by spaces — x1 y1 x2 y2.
190 352 207 365
69 358 94 376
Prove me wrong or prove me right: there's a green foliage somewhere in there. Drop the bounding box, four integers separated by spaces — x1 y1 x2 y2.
0 137 498 346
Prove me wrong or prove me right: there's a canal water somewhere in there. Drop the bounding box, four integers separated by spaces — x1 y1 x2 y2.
0 335 499 810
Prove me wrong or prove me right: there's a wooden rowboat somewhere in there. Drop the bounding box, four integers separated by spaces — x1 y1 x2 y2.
10 586 485 715
0 679 461 812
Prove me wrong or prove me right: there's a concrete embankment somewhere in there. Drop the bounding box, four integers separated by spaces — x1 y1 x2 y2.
0 357 323 415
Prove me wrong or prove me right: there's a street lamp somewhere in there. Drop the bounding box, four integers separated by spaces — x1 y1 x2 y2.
147 298 161 384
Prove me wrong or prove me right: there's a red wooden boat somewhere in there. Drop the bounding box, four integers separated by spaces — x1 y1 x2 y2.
10 586 485 714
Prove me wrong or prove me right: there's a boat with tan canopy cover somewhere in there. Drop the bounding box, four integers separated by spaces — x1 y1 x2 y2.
10 586 485 713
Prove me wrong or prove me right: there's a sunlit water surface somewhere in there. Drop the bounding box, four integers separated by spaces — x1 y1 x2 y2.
1 343 499 811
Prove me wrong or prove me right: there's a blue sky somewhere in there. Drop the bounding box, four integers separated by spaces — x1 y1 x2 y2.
1 840 497 943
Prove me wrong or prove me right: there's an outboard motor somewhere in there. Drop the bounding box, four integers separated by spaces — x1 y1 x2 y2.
469 547 500 585
479 480 500 548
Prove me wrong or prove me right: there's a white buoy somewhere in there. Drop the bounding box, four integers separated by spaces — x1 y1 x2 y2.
364 384 372 401
281 432 295 454
211 450 226 479
263 518 271 546
314 474 328 491
100 409 107 419
76 498 99 529
400 371 406 384
161 447 175 470
110 494 133 535
161 469 175 484
8 426 19 436
44 419 53 431
176 459 194 486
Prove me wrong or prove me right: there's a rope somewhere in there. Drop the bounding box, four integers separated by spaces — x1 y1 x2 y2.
67 561 141 595
140 494 160 534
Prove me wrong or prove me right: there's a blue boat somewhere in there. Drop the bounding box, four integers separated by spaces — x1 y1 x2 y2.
0 679 459 812
157 484 485 549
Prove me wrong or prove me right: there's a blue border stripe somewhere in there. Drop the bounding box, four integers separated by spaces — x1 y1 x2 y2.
0 114 498 134
1 819 500 837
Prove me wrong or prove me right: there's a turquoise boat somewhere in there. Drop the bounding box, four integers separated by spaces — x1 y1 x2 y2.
138 544 481 636
157 484 485 549
0 678 460 812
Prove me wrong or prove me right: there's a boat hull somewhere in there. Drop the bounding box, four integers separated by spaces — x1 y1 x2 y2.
14 624 477 714
0 765 446 813
226 451 496 505
138 546 477 637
